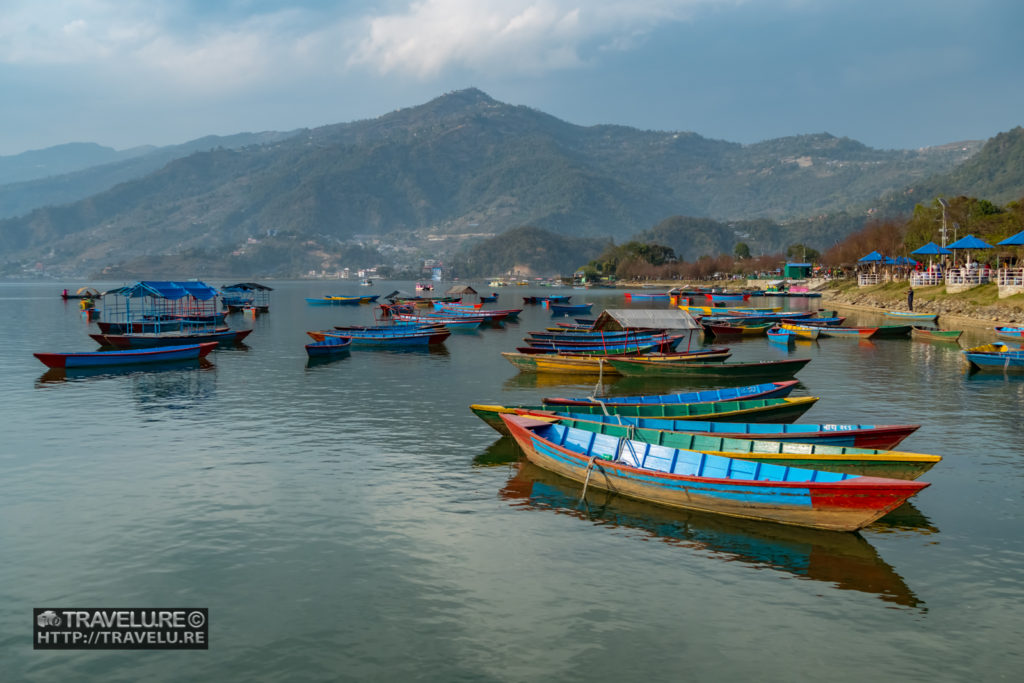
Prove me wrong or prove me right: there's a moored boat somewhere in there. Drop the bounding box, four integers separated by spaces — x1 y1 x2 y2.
34 342 218 368
884 311 938 322
537 413 940 480
994 326 1024 341
305 337 353 357
962 343 1024 373
501 414 929 531
606 356 811 379
911 327 963 342
89 328 252 348
470 397 821 435
541 380 799 406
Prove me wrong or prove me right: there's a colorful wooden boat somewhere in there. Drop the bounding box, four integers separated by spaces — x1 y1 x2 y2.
962 343 1024 373
994 326 1024 341
703 292 750 302
305 296 364 305
548 302 594 316
304 337 353 357
885 311 938 322
704 322 773 337
221 282 272 312
470 397 820 435
308 328 450 346
783 316 845 326
773 324 819 340
524 333 683 353
533 413 940 480
502 414 929 531
34 342 217 369
606 356 811 379
911 327 963 342
782 323 875 339
535 412 921 449
541 380 799 406
500 347 732 375
682 305 781 316
766 327 796 345
623 292 673 301
89 328 252 348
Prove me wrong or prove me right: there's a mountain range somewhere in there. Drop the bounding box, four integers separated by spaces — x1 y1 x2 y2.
1 87 1019 279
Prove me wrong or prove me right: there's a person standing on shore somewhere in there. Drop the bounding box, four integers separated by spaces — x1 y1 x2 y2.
907 287 914 311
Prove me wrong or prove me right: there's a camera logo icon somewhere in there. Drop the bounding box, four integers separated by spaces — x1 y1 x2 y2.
37 611 61 628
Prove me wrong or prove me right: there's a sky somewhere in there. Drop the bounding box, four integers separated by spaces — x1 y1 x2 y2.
1 0 1022 157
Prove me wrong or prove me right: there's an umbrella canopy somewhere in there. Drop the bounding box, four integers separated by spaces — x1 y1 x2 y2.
997 230 1024 246
892 256 919 266
946 234 994 250
858 251 885 262
911 242 952 255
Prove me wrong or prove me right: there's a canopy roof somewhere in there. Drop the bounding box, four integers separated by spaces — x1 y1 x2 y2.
997 230 1024 246
858 251 885 262
946 234 994 250
911 242 952 255
105 280 219 300
445 285 478 295
222 282 273 291
591 308 699 331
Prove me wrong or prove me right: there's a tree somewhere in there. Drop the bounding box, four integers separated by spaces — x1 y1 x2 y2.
734 242 751 259
786 243 819 261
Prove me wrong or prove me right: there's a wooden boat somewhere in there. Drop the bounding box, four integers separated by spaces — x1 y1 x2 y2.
885 311 938 322
524 334 683 354
623 292 672 301
89 328 252 348
308 327 450 346
97 313 228 334
703 292 750 302
911 327 963 342
548 302 593 316
704 322 773 337
392 313 485 330
501 414 929 531
994 326 1024 341
470 397 820 435
478 294 499 303
514 341 672 356
682 305 781 316
766 327 796 345
535 413 940 480
782 323 875 339
542 380 799 406
35 342 218 369
536 412 921 449
773 324 819 340
962 343 1024 373
305 296 363 305
871 325 913 339
304 337 353 357
606 356 811 379
784 316 845 326
501 347 734 373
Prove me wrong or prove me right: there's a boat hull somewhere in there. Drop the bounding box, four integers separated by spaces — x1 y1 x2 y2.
89 329 252 348
35 342 217 368
606 357 811 379
503 416 928 532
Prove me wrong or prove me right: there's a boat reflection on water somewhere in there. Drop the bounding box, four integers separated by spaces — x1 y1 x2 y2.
498 456 926 608
36 357 215 385
305 352 352 370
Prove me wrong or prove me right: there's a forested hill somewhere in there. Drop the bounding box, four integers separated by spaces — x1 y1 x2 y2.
0 88 992 277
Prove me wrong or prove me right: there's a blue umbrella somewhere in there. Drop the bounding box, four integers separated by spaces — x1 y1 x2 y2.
946 234 993 268
911 241 952 256
946 234 994 250
997 230 1024 246
858 251 884 262
893 256 919 266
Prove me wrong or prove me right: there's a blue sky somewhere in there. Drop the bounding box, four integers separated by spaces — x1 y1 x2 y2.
1 0 1021 156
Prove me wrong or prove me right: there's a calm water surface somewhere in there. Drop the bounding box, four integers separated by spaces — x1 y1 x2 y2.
1 281 1022 681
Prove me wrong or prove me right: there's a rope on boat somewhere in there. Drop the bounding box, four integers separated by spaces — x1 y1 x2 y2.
580 454 600 501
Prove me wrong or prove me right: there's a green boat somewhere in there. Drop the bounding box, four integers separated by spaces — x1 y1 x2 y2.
606 357 810 378
544 414 940 480
911 327 963 342
470 396 820 436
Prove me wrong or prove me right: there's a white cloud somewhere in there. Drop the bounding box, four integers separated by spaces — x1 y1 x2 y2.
349 1 721 77
0 1 732 91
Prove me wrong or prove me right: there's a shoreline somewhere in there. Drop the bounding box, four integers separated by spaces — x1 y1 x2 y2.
818 297 1002 330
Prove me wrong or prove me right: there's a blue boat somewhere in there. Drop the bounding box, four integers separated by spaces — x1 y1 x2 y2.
305 337 353 357
35 342 218 368
884 310 938 322
548 302 594 316
962 344 1024 373
502 414 929 531
767 327 796 345
541 380 799 407
309 327 451 347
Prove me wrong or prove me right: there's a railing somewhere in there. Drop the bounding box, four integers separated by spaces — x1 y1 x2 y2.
997 268 1024 286
857 273 884 286
910 272 943 287
945 270 991 286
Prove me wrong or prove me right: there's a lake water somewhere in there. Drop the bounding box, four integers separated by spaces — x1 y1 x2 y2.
2 281 1022 681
